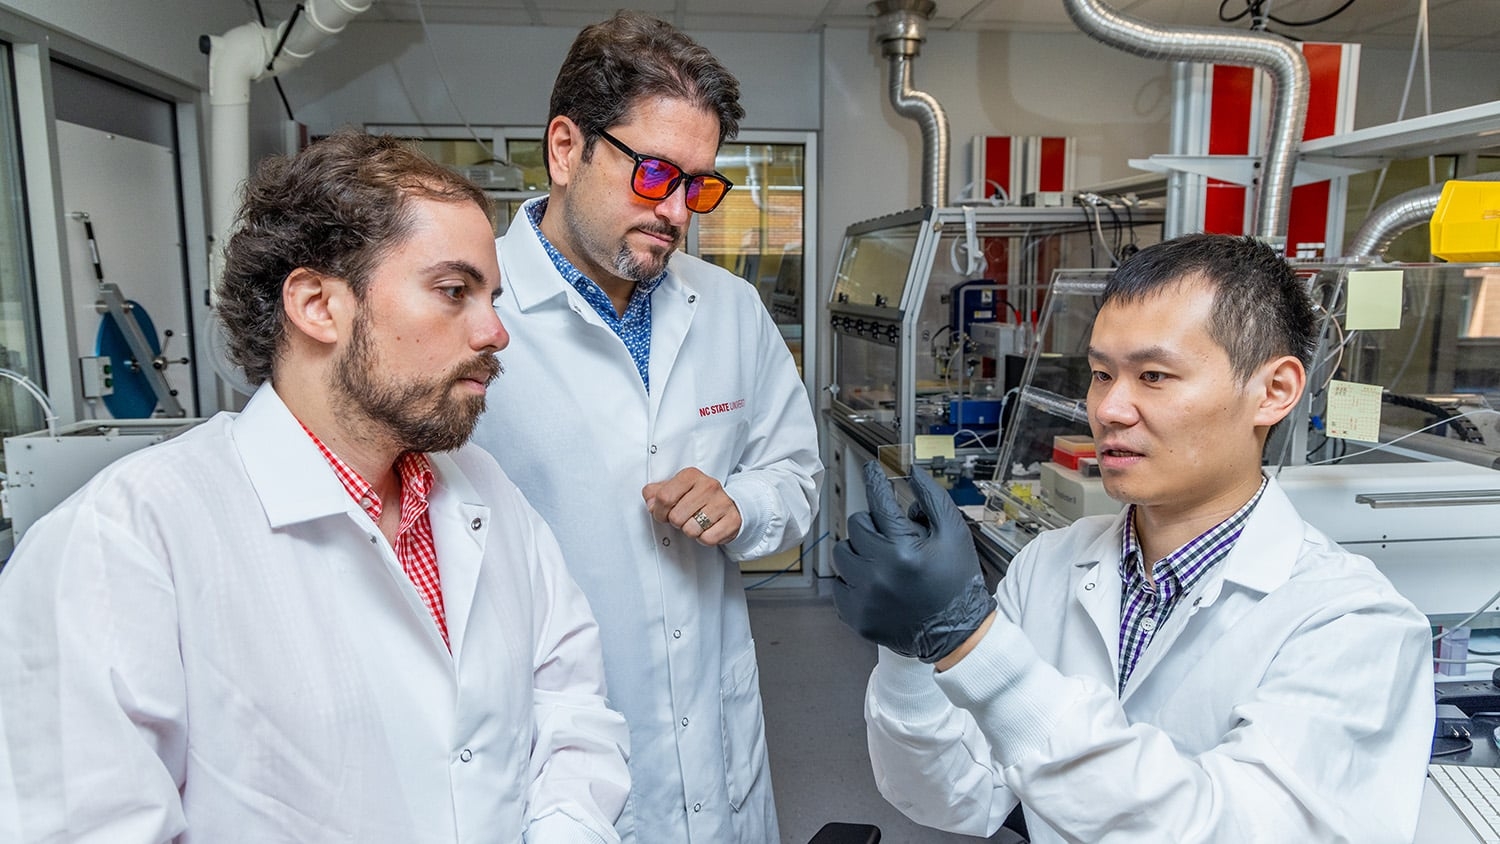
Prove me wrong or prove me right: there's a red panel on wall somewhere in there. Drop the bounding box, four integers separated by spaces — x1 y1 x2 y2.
1285 43 1345 256
984 136 1013 198
1204 65 1254 235
1038 137 1068 192
1301 43 1343 141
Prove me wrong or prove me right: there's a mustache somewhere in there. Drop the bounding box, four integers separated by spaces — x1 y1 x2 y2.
452 353 503 386
637 222 681 242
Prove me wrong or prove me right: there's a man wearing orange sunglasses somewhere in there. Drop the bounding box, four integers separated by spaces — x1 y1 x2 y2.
470 11 822 844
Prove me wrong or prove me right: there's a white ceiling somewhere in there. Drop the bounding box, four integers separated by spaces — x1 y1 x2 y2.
248 0 1500 51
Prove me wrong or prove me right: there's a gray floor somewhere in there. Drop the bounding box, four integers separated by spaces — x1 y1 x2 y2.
749 586 1009 844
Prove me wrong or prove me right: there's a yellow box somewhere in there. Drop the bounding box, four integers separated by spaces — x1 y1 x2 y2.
1430 180 1500 262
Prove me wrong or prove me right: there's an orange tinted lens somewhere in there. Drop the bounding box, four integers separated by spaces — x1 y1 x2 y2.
685 176 729 212
633 158 681 199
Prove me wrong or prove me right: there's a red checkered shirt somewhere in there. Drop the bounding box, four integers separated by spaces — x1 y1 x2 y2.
301 423 448 650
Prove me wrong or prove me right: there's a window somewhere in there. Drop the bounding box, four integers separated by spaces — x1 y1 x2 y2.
697 140 808 375
0 41 43 441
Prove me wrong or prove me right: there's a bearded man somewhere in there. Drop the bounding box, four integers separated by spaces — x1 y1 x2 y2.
0 131 630 844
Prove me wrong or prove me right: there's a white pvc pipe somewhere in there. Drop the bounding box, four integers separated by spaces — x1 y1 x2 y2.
204 0 375 302
275 0 374 67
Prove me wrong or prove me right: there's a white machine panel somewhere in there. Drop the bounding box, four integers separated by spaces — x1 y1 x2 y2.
3 419 202 540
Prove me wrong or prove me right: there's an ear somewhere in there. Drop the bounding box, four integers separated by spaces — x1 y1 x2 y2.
282 267 345 346
1251 354 1307 428
545 115 585 188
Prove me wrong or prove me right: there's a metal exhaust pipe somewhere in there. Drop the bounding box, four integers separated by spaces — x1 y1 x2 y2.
871 0 949 209
1344 172 1500 261
1062 0 1308 246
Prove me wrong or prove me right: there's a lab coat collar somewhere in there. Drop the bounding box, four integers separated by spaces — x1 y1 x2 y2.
1066 477 1301 676
499 197 573 314
1069 476 1300 589
499 196 703 314
232 383 359 529
1215 476 1302 596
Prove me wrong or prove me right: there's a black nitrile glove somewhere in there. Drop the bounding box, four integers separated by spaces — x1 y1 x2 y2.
831 461 997 663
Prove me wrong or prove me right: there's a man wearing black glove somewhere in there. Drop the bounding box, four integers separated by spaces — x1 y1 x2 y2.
832 461 995 666
831 234 1434 844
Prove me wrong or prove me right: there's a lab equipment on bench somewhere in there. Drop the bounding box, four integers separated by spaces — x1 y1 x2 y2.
975 262 1500 623
2 417 202 540
825 204 1164 457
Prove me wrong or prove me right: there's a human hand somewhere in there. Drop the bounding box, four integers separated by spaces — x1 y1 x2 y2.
642 467 742 546
831 461 996 663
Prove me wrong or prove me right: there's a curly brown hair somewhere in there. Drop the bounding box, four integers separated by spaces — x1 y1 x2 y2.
216 131 490 386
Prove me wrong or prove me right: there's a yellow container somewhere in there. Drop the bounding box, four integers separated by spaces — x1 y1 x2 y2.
1430 180 1500 262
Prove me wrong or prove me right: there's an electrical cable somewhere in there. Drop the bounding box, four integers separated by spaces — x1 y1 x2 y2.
1384 392 1488 445
1363 0 1434 219
1104 201 1124 259
1218 0 1358 29
745 531 830 590
951 428 999 453
252 0 298 121
0 368 60 437
1431 735 1474 756
1311 314 1351 394
1303 408 1500 467
1090 202 1119 267
1436 657 1500 667
411 0 505 161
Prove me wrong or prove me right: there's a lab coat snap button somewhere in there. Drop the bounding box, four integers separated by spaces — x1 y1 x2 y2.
470 517 482 531
693 802 702 812
673 629 682 639
662 537 671 546
650 444 658 454
681 717 689 727
688 294 697 303
1084 582 1095 591
459 749 472 762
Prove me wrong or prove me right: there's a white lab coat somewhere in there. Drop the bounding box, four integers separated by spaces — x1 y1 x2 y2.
865 477 1434 843
471 198 822 843
0 384 631 844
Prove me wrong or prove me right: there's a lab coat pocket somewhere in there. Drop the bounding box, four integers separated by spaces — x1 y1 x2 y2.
691 416 750 482
719 641 768 812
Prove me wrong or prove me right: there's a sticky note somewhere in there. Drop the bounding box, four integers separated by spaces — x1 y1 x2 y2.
1344 269 1403 330
913 434 957 461
1325 380 1383 442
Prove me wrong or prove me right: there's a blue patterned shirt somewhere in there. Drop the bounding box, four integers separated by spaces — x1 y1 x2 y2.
524 199 665 392
1116 476 1268 694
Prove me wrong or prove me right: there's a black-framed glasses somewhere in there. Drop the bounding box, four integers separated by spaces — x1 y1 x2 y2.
597 129 734 214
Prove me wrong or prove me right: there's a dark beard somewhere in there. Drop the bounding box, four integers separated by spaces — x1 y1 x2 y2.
332 311 501 454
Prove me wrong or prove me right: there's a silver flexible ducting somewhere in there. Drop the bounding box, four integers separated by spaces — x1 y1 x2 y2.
1062 0 1309 244
871 0 949 209
1344 172 1500 261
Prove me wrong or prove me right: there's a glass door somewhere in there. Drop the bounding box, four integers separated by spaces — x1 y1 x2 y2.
0 40 45 550
695 132 819 586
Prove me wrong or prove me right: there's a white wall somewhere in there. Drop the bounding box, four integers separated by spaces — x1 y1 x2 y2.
285 21 822 134
0 0 244 89
819 28 1174 296
1353 44 1500 128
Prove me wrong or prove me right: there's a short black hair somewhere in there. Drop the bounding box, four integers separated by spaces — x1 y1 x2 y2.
1102 233 1316 383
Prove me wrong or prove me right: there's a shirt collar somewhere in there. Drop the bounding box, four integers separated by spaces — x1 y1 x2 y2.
298 420 433 522
1119 475 1270 591
525 197 667 298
